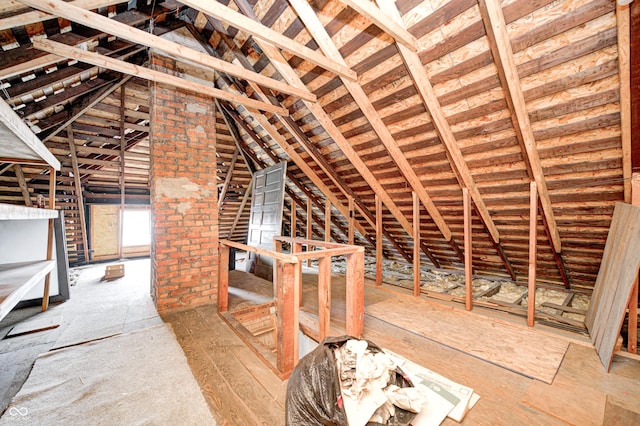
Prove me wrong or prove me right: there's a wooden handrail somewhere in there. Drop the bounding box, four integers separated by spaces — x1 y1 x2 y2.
220 239 299 264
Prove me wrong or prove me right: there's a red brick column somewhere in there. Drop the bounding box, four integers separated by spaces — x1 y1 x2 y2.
149 52 218 311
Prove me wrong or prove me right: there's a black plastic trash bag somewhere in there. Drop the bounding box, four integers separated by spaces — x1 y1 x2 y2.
285 335 416 426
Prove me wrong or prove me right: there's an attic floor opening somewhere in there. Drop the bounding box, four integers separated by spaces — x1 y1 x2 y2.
162 259 640 425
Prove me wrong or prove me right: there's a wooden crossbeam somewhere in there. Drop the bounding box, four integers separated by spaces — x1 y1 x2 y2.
0 0 123 30
289 0 453 244
18 0 314 102
32 39 287 115
376 0 499 245
335 0 417 50
179 0 355 81
13 165 32 207
478 0 560 254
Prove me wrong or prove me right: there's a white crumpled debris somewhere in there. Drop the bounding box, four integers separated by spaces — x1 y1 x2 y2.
334 339 428 426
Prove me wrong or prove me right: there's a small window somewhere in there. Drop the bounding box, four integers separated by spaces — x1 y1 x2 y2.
122 209 151 247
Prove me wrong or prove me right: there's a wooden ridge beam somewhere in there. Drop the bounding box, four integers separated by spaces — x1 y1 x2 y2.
18 0 315 102
288 0 453 246
179 0 356 81
32 39 287 115
334 0 417 51
478 0 561 254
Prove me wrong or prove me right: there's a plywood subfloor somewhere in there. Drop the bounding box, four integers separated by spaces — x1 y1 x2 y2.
366 296 569 383
185 267 640 425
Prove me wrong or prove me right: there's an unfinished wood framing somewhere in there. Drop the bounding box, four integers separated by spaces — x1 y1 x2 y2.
528 182 538 327
464 188 472 311
412 191 420 297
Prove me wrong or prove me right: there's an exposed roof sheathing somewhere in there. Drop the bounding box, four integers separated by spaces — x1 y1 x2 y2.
0 0 632 292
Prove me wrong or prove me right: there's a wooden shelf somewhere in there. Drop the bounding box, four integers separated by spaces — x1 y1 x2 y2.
0 260 55 321
0 203 58 220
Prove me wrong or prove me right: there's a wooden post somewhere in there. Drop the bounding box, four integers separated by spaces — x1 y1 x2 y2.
13 165 32 206
618 3 632 203
318 256 331 340
325 199 331 243
306 198 312 267
219 244 230 312
290 199 297 238
629 173 640 353
67 127 89 263
292 242 303 307
413 191 420 297
348 196 354 245
346 250 365 338
42 167 56 311
276 260 297 377
528 181 538 327
375 194 383 286
463 188 473 311
119 84 126 260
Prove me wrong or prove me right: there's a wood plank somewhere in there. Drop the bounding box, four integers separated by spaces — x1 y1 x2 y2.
375 194 383 286
334 0 417 50
0 260 56 321
585 202 640 370
219 245 229 312
0 0 123 30
412 191 420 297
366 295 568 384
618 3 632 203
478 0 560 253
179 0 355 81
19 0 314 102
276 261 297 377
324 199 331 243
32 39 287 115
528 181 537 327
377 0 500 245
463 187 472 311
317 256 331 340
345 250 364 337
42 168 56 311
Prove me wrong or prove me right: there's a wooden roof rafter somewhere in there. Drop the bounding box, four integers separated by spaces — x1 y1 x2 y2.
288 0 454 263
477 0 572 287
220 102 356 244
31 39 287 115
16 0 316 102
228 0 442 266
178 0 357 81
364 0 519 277
182 14 416 261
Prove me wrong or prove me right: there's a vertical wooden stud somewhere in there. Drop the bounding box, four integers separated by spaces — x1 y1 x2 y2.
528 181 538 327
306 198 312 267
42 167 56 311
291 199 297 238
318 256 331 340
463 188 473 311
219 244 230 312
292 242 303 307
325 199 331 243
348 196 354 245
119 84 126 259
375 194 383 286
346 250 365 338
276 260 297 376
629 173 640 353
618 3 632 203
413 191 420 297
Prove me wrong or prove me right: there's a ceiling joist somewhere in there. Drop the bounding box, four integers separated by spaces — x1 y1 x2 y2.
17 0 316 102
